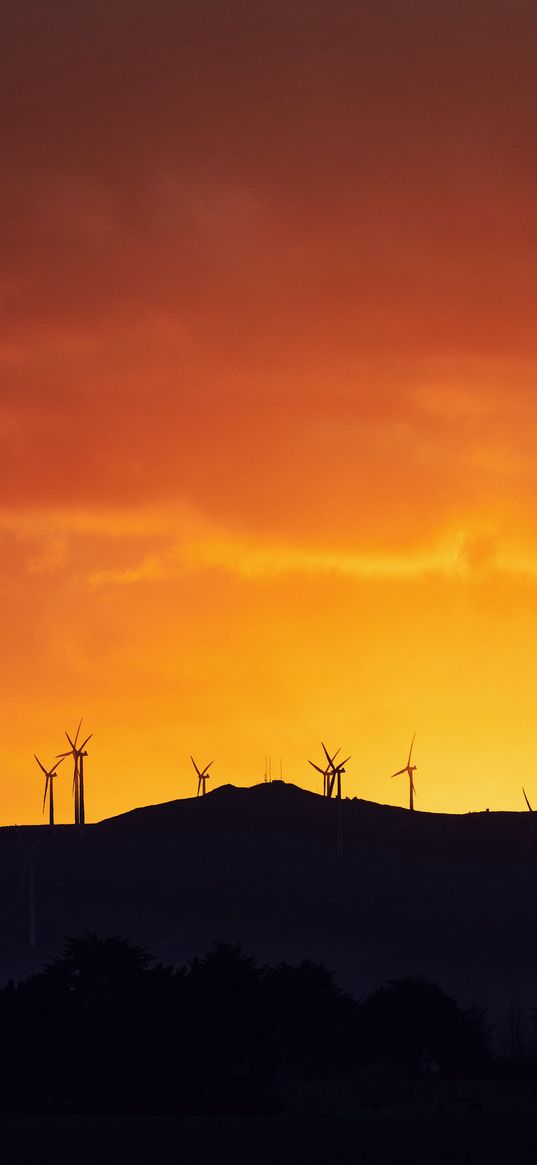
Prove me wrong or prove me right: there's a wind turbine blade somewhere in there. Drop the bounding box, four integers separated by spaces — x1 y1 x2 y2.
34 755 48 775
322 742 340 769
42 775 49 812
390 768 406 778
79 734 92 751
65 733 76 750
523 787 533 813
190 756 201 777
407 732 416 768
56 751 71 759
50 756 65 774
339 755 351 767
201 761 213 776
309 760 327 775
74 719 82 746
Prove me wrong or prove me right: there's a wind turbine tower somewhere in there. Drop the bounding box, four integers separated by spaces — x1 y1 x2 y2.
391 733 417 811
191 756 213 797
57 720 92 825
34 754 64 826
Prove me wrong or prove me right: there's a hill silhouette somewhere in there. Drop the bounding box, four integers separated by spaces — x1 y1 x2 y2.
4 782 537 1029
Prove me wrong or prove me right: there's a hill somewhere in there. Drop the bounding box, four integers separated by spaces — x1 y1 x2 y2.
3 782 536 1029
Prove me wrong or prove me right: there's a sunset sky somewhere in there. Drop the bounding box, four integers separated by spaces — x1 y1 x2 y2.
3 0 537 823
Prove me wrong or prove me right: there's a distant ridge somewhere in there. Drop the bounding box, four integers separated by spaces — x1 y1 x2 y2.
97 778 525 831
97 780 323 827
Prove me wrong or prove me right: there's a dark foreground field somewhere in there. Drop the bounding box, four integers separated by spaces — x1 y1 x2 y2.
2 1107 537 1165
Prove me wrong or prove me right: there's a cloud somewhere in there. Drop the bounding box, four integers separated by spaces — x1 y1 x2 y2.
83 515 537 587
3 1 537 358
2 0 537 557
3 497 537 592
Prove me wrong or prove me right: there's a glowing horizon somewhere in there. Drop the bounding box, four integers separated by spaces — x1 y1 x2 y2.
3 1 537 824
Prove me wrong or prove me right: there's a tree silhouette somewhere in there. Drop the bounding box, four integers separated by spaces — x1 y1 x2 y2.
0 933 176 1112
0 937 493 1115
360 977 489 1074
39 932 151 1007
265 959 357 1076
184 943 275 1113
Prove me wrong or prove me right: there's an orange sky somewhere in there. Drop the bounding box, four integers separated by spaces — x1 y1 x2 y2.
3 1 537 823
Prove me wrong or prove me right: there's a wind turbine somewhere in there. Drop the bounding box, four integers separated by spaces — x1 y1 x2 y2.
321 742 351 800
191 756 213 797
34 754 64 826
57 720 92 825
523 787 533 812
308 756 331 797
308 744 350 799
309 744 339 796
391 733 417 811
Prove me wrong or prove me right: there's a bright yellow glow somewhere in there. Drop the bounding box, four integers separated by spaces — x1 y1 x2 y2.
4 495 537 824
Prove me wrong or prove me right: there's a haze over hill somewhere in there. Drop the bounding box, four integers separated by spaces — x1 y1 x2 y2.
5 782 536 1030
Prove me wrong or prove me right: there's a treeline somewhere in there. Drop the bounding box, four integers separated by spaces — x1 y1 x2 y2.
0 935 492 1113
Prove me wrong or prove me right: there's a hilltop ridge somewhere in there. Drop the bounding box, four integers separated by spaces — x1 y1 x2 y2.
97 777 521 823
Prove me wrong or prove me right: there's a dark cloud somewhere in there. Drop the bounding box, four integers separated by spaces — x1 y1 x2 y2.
2 2 537 347
2 0 537 534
